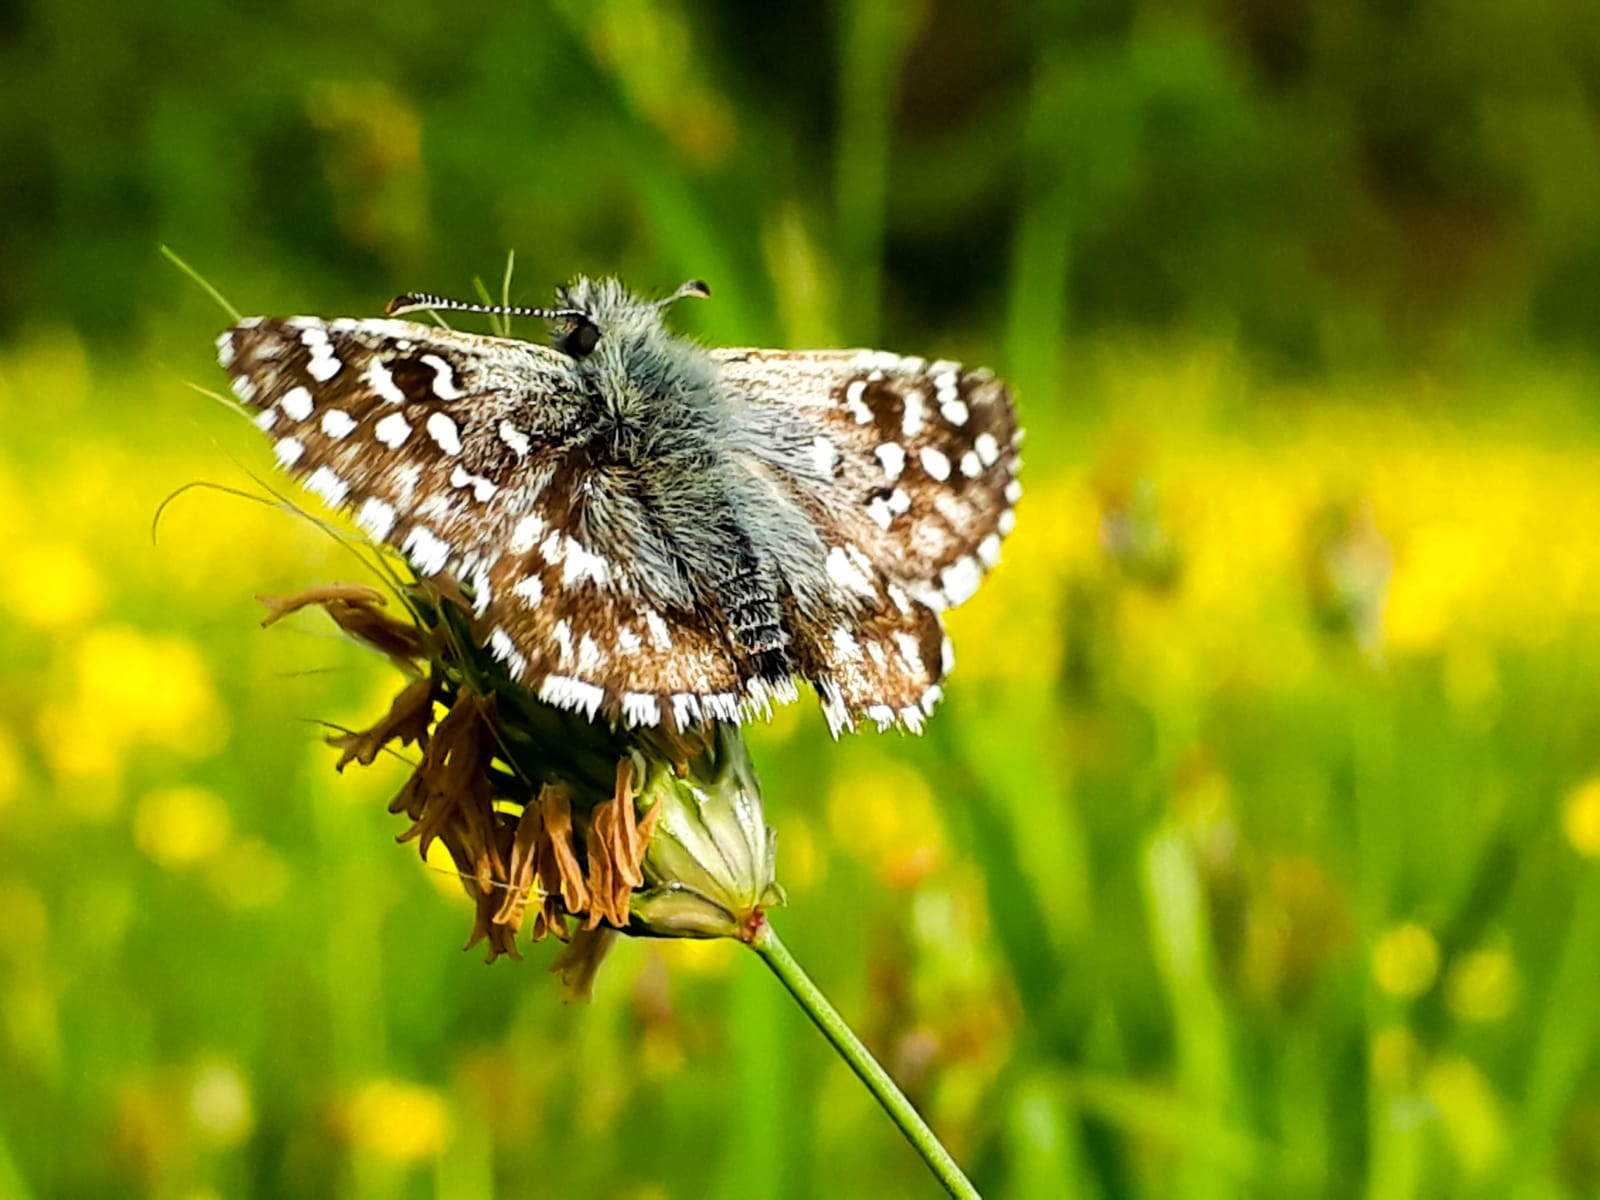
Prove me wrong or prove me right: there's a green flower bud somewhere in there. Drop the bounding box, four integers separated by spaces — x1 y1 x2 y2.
630 723 786 941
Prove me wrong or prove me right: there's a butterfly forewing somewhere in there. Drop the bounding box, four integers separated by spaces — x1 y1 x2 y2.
219 316 748 729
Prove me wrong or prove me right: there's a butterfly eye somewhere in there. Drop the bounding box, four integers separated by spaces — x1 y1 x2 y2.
560 317 601 359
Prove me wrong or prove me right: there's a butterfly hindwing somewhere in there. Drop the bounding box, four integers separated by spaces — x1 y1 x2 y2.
712 347 1022 610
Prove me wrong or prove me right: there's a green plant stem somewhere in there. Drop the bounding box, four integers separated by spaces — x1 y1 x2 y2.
749 919 981 1200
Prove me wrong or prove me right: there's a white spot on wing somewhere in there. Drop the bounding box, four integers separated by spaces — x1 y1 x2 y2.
831 627 863 661
498 420 531 458
230 375 258 404
552 619 574 666
321 408 357 439
279 386 313 421
577 633 603 674
643 609 672 649
810 436 836 477
513 573 544 604
817 679 852 738
893 631 923 671
509 513 546 553
671 693 701 727
402 525 451 576
215 332 235 368
997 509 1016 535
307 350 341 382
421 353 464 399
825 546 877 599
1004 479 1023 504
253 408 277 431
960 451 982 478
374 412 411 448
977 533 1003 567
901 389 927 437
539 675 604 720
305 466 348 507
866 496 893 529
366 359 406 405
940 397 970 426
623 692 662 726
561 538 610 588
875 442 905 480
274 437 304 466
488 627 527 676
974 432 1001 467
469 562 493 617
919 447 951 481
845 380 873 425
426 412 462 456
356 496 396 540
940 556 983 606
449 464 498 503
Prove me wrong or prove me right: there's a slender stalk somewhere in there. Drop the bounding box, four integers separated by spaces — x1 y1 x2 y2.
749 918 981 1199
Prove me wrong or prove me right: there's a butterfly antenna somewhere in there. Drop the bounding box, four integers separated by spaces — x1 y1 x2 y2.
658 279 711 308
386 292 585 322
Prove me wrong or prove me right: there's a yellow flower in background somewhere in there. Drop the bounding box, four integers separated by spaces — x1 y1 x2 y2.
35 625 230 800
1371 1024 1421 1090
4 542 103 631
188 1060 254 1147
1446 948 1518 1023
0 724 20 811
1564 775 1600 859
135 786 232 869
345 1079 452 1164
1425 1055 1506 1177
828 755 944 889
1372 923 1440 999
204 838 292 912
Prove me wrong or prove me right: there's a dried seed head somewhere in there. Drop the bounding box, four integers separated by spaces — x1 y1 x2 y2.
261 579 785 983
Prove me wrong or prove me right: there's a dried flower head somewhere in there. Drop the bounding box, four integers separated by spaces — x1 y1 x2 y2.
260 577 784 986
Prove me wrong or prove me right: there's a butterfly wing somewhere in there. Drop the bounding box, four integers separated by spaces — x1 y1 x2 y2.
714 347 1021 731
219 317 747 728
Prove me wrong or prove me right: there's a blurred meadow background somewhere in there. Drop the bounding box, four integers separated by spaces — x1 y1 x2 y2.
4 1 1600 1197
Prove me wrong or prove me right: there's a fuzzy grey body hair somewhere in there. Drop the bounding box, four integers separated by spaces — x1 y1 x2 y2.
548 279 834 643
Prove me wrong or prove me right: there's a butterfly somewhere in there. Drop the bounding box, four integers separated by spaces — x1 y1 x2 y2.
216 277 1020 735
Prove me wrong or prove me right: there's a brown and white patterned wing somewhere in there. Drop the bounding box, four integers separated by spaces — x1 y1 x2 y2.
715 347 1020 731
714 348 1021 611
219 317 745 728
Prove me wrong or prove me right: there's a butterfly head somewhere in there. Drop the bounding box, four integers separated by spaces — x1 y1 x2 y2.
551 276 709 361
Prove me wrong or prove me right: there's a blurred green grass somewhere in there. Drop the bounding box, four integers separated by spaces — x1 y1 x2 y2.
3 2 1600 1198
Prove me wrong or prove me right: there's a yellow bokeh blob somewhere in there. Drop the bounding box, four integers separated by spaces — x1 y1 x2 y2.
0 724 20 811
1424 1055 1506 1177
135 786 231 869
189 1060 255 1146
827 756 945 889
345 1079 452 1164
1563 776 1600 859
4 542 103 630
1370 1024 1421 1089
1446 949 1518 1023
1372 922 1440 999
